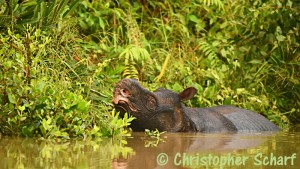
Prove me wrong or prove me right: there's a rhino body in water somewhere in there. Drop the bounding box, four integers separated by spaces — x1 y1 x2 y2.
112 78 279 132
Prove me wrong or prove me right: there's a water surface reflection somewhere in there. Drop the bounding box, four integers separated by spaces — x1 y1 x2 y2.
0 132 299 169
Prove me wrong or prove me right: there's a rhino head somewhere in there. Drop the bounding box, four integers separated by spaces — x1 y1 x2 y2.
112 78 197 131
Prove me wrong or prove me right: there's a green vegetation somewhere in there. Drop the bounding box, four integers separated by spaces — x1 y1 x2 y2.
0 0 299 138
144 129 166 147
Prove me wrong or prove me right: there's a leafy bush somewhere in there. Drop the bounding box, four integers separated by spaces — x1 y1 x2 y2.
0 25 133 138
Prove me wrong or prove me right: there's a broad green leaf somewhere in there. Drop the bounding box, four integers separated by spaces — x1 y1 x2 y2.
18 105 25 111
188 15 199 23
8 93 16 104
276 35 286 42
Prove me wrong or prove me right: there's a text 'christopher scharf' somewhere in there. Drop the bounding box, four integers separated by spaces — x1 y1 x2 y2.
156 152 297 168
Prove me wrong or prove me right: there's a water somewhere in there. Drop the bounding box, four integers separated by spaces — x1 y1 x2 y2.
0 131 299 169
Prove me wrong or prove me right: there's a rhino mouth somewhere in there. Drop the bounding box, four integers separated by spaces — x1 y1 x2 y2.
112 96 138 113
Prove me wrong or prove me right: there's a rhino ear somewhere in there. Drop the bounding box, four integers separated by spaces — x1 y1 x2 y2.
179 87 197 101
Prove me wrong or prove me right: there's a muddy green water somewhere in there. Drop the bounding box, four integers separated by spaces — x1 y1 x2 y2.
0 131 299 169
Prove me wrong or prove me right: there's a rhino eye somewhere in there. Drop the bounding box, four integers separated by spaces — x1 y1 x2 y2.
121 88 130 97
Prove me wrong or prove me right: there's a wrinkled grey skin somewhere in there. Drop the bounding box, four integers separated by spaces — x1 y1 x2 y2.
112 78 279 132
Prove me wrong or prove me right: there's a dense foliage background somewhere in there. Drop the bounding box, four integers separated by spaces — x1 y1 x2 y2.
0 0 299 138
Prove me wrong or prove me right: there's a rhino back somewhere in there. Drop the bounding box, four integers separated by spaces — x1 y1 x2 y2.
209 105 279 132
184 107 237 132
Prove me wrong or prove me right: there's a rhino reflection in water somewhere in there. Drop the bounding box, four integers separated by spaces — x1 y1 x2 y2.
112 132 274 169
112 78 279 132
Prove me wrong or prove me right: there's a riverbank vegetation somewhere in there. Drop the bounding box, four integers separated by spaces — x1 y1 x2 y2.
0 0 299 138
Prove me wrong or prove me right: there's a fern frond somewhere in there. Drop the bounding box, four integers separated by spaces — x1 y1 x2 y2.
119 45 150 80
198 40 218 60
122 61 139 80
119 14 151 80
119 45 150 65
200 0 224 10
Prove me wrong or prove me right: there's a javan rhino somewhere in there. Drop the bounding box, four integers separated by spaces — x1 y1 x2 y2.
112 78 279 132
